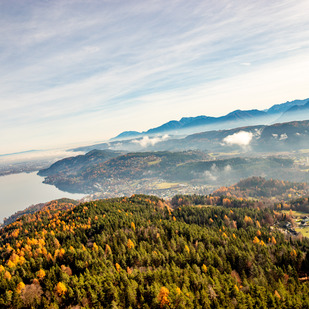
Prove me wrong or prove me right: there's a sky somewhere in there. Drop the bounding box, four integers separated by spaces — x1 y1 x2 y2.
1 0 309 155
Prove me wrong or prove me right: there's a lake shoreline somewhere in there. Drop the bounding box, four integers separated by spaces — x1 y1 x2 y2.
0 172 85 223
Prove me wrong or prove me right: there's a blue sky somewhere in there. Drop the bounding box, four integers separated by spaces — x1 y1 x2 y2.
1 0 309 154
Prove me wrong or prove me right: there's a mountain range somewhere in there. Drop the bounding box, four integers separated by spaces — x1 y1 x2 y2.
73 119 309 154
112 98 309 140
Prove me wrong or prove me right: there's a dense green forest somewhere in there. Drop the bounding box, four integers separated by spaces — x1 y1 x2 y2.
0 195 308 308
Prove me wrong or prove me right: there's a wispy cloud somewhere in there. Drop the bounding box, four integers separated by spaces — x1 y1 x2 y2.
1 0 309 153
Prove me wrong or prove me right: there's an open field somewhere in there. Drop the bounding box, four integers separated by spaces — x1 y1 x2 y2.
155 182 180 189
147 159 161 166
281 210 308 217
296 226 309 237
298 149 309 154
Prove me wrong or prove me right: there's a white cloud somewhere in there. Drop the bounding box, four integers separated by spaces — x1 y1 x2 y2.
223 131 253 147
0 149 84 164
224 164 232 172
132 135 169 148
279 133 288 140
204 170 217 182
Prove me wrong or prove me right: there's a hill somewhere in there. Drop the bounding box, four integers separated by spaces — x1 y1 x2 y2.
38 151 210 194
0 194 308 308
1 199 80 227
38 149 124 177
164 120 309 153
38 147 309 197
213 176 309 201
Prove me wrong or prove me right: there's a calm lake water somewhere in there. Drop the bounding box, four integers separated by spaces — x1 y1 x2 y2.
0 172 85 223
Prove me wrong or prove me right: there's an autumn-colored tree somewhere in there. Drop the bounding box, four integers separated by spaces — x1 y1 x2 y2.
253 236 260 244
56 282 67 296
184 245 190 254
202 264 207 273
115 263 121 272
274 290 281 299
244 216 253 225
157 286 170 308
16 282 25 294
36 269 46 280
127 239 135 249
131 222 136 231
7 260 15 268
105 244 112 255
4 271 11 280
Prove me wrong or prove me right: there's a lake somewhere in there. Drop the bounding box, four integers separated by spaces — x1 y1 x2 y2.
0 172 85 223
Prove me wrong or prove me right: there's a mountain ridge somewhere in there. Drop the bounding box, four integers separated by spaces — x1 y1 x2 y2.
112 98 309 140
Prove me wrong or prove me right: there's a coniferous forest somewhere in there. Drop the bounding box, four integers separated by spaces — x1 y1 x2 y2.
0 195 308 308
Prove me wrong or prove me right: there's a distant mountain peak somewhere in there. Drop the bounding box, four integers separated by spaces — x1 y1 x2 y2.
110 97 309 141
112 131 141 140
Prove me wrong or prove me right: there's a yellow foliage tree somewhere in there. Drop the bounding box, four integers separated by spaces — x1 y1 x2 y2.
127 267 132 274
253 236 260 244
56 282 67 296
157 286 170 308
7 260 15 268
202 264 207 273
37 269 46 280
105 244 112 255
127 239 135 250
4 271 11 280
115 263 121 272
59 248 65 258
274 290 281 299
184 245 190 254
291 249 297 258
131 222 136 231
271 236 277 245
244 216 253 225
16 282 25 294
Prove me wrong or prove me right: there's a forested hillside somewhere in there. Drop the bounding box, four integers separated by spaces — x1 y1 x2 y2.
38 148 304 197
213 177 309 201
0 195 308 308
